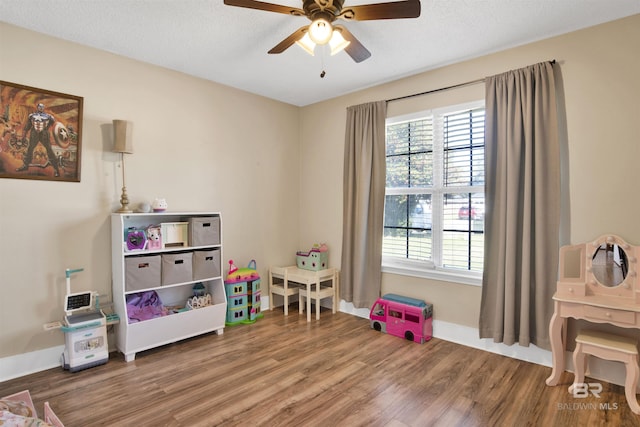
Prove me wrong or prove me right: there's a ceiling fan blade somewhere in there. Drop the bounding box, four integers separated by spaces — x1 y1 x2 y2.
334 25 371 63
223 0 304 16
339 0 421 21
268 26 308 54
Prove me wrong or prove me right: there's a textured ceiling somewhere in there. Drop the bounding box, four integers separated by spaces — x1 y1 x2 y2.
1 1 639 106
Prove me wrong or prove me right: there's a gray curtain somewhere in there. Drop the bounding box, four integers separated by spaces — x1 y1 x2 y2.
479 61 561 349
340 101 387 309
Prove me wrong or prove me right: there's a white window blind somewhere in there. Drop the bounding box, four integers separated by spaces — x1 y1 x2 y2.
383 101 485 280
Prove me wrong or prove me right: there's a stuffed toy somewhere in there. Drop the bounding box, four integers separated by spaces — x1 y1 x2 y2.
146 225 162 250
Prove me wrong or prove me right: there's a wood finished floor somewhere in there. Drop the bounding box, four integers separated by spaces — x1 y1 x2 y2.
1 307 639 426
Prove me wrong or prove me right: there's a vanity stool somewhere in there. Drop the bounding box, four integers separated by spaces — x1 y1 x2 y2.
570 329 640 415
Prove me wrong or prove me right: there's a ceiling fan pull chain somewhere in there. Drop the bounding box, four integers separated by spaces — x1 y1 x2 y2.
320 45 327 78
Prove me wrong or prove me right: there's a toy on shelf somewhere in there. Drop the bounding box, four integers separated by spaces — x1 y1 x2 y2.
224 259 262 325
296 243 329 271
186 294 212 309
137 202 152 213
193 282 206 297
160 222 188 248
186 281 211 309
126 290 168 323
369 293 433 344
125 227 147 251
146 225 162 250
152 198 168 212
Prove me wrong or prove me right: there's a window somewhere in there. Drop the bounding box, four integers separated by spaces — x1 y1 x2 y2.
389 309 402 319
406 313 420 323
383 101 485 284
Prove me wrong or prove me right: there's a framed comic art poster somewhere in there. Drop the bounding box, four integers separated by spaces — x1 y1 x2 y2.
0 80 83 182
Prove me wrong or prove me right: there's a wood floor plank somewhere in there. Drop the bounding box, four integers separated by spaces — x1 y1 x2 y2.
2 307 640 426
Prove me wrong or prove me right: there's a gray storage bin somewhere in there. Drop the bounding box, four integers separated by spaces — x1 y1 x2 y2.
188 216 220 246
125 255 161 291
193 249 221 280
162 252 193 285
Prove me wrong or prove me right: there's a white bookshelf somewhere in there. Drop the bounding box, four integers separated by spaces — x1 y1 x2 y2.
111 212 226 362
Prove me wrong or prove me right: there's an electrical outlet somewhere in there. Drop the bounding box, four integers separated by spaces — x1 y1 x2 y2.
43 321 63 331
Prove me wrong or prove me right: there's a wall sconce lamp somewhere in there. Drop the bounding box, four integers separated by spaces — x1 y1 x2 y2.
112 119 133 213
295 19 351 57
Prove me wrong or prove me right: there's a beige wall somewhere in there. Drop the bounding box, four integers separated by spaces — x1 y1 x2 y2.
0 23 301 359
299 15 640 328
1 14 639 372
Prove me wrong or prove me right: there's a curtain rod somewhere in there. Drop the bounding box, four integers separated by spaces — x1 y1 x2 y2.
386 59 556 103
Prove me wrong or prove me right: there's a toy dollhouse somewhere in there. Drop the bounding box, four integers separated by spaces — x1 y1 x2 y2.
224 260 262 325
296 243 329 271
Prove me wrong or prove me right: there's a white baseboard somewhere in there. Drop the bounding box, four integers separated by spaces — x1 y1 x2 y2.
337 300 550 359
0 345 64 383
338 298 551 367
0 297 631 391
337 300 632 390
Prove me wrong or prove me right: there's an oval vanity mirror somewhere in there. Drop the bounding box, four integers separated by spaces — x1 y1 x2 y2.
591 243 628 287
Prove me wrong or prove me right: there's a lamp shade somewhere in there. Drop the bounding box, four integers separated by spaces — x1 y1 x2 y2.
113 120 133 154
329 30 350 56
295 33 316 56
308 18 332 45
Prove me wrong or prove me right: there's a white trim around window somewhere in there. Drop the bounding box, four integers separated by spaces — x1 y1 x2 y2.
382 256 483 286
383 100 485 286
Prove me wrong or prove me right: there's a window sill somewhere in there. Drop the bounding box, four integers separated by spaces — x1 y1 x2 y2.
381 261 482 287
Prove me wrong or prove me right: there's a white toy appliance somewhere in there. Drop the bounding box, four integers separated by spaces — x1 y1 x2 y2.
61 268 109 372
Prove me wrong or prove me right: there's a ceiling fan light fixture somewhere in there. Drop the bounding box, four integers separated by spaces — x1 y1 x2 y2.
308 18 333 45
295 32 316 56
329 30 350 56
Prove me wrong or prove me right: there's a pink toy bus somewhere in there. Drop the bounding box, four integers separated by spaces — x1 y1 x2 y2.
369 293 433 344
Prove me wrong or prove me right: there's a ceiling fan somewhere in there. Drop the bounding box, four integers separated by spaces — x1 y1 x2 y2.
223 0 421 63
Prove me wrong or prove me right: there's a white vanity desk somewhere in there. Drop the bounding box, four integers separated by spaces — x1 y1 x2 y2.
546 234 640 386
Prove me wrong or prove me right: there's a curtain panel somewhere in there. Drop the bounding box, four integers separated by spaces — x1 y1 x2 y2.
340 100 387 309
479 61 561 349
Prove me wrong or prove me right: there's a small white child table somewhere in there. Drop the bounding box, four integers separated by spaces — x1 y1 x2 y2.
269 266 338 322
